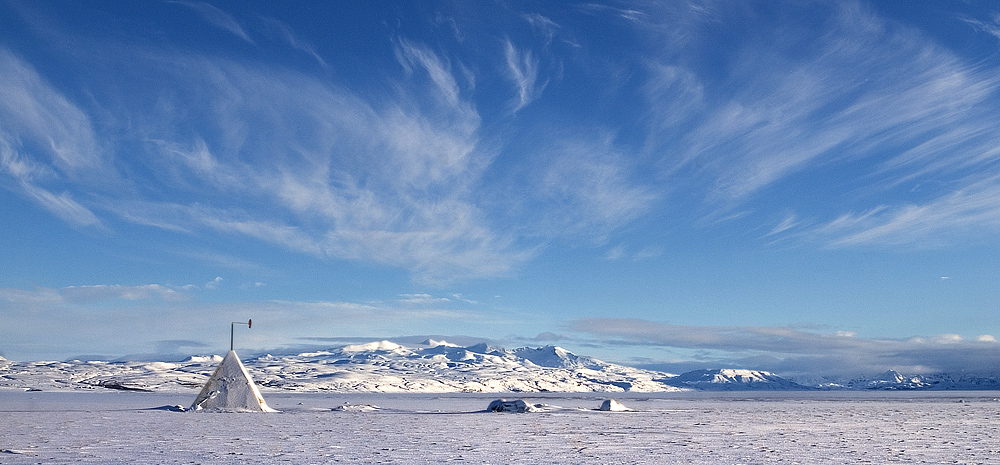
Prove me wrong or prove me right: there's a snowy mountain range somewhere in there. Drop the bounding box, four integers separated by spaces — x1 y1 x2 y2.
840 370 1000 391
2 341 998 393
659 369 809 390
0 341 678 393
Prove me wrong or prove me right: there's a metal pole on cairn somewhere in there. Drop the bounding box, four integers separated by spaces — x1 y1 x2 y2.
231 319 251 351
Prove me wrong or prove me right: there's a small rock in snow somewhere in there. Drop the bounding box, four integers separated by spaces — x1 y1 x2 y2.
332 403 380 412
599 399 630 411
487 399 540 413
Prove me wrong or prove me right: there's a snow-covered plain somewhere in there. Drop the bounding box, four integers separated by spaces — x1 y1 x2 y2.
2 390 999 464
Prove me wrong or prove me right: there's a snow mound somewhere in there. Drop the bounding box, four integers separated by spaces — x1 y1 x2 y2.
332 403 380 412
148 405 187 412
599 399 630 411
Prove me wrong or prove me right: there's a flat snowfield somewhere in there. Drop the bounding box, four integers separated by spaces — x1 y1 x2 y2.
1 391 998 464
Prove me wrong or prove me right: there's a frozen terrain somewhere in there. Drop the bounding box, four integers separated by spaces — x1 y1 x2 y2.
1 390 998 463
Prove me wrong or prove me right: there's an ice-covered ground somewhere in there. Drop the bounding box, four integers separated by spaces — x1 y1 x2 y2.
2 390 998 464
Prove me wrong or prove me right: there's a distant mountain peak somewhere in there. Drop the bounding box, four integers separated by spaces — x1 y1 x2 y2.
664 368 807 390
463 342 505 355
421 339 460 348
339 341 406 353
508 345 601 369
875 370 905 382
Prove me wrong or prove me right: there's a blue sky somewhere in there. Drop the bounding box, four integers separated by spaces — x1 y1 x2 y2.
2 0 1000 379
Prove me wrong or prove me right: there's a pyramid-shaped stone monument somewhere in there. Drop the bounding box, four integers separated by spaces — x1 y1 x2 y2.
191 349 276 412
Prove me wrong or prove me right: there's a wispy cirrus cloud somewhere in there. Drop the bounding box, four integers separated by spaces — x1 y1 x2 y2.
0 25 532 283
254 298 484 327
0 283 201 304
960 12 1000 43
145 47 523 282
504 39 545 112
522 13 559 47
61 284 191 302
18 183 103 229
398 293 478 306
0 50 101 175
577 3 650 25
641 1 1000 247
13 0 1000 287
258 16 328 68
535 134 659 240
394 39 467 110
810 176 1000 247
169 1 253 44
398 293 451 305
0 3 668 285
0 50 107 230
605 244 663 261
572 317 1000 378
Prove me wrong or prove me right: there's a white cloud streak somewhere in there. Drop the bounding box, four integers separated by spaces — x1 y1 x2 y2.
644 1 1000 247
814 176 1000 247
61 284 189 302
504 39 545 112
398 293 451 305
522 13 559 47
258 16 328 68
19 183 102 229
605 244 663 261
0 18 548 284
0 50 107 230
169 1 253 44
960 13 1000 43
395 40 465 109
0 284 198 304
107 43 520 283
537 134 659 240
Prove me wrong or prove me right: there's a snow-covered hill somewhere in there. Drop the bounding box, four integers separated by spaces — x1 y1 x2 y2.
661 369 808 390
0 341 682 393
